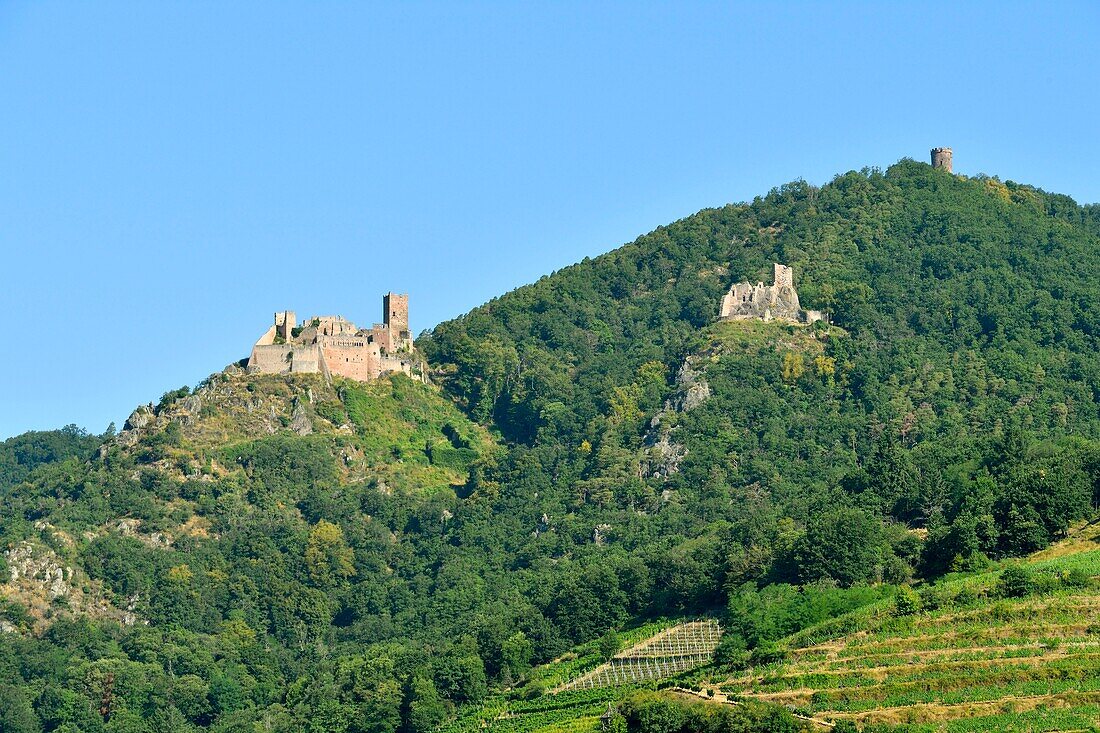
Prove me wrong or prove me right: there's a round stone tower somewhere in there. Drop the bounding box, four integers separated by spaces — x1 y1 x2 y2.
931 147 953 173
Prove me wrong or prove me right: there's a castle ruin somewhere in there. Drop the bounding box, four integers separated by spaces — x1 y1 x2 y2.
931 147 953 172
719 264 824 324
247 292 420 382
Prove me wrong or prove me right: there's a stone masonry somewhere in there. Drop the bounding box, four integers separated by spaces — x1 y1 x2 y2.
247 292 419 381
719 263 824 324
931 147 953 173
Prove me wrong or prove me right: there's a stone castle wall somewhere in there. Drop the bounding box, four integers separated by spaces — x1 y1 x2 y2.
275 311 296 340
719 263 823 325
246 292 418 382
773 263 793 289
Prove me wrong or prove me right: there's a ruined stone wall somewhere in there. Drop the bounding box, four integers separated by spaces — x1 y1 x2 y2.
719 263 822 324
370 324 394 352
275 311 296 340
773 263 793 289
248 344 325 374
288 345 322 374
249 343 294 374
254 325 277 347
314 316 357 337
377 354 414 378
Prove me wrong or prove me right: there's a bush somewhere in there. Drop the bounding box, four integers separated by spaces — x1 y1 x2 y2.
997 565 1035 598
953 585 980 606
1061 568 1094 588
598 630 621 661
892 587 921 616
918 584 952 612
713 634 750 671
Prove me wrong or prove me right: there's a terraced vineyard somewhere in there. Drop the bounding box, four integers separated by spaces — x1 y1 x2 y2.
438 619 723 733
715 522 1100 731
556 619 722 692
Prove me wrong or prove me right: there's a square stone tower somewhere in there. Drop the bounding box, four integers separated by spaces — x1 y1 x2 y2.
383 292 410 346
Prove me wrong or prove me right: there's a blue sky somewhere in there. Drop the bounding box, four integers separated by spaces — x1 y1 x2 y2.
2 2 1099 439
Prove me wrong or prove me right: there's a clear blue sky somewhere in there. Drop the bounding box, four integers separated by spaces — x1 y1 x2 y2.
2 2 1098 440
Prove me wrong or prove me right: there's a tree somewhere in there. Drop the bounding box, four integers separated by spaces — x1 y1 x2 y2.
405 676 448 733
794 508 886 586
0 685 40 733
500 632 534 682
305 519 356 588
335 655 403 733
598 629 621 662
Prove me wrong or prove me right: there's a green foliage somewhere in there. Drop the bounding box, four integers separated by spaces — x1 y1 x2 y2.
725 582 890 653
892 587 922 616
793 508 888 586
0 424 101 491
598 630 621 662
997 565 1035 598
618 690 808 733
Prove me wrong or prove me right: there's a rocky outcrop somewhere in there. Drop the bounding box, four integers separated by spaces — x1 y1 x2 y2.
111 365 338 455
638 354 709 481
671 361 710 412
2 540 137 631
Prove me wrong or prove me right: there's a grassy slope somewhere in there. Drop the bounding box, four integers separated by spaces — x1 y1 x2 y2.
713 521 1100 731
126 369 495 497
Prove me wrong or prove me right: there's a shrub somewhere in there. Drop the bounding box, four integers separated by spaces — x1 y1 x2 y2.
953 585 980 606
713 634 750 671
598 630 621 662
1060 568 1094 589
917 584 952 612
997 565 1034 598
892 587 921 616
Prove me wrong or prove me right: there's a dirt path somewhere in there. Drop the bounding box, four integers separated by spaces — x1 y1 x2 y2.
670 686 835 729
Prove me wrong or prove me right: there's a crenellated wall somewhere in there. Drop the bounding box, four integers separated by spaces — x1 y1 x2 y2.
246 294 420 382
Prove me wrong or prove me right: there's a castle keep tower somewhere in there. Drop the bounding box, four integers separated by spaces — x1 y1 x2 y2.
384 292 409 340
931 147 953 173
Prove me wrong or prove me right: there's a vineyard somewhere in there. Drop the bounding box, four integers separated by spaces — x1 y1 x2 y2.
437 619 723 733
714 522 1100 731
555 619 722 692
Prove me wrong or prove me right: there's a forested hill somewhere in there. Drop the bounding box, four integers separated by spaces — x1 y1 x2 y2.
422 159 1100 446
420 156 1100 585
0 158 1098 732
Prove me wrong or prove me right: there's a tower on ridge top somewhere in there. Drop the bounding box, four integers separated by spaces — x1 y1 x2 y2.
931 147 953 173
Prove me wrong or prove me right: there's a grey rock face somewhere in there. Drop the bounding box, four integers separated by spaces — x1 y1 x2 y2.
290 403 313 436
